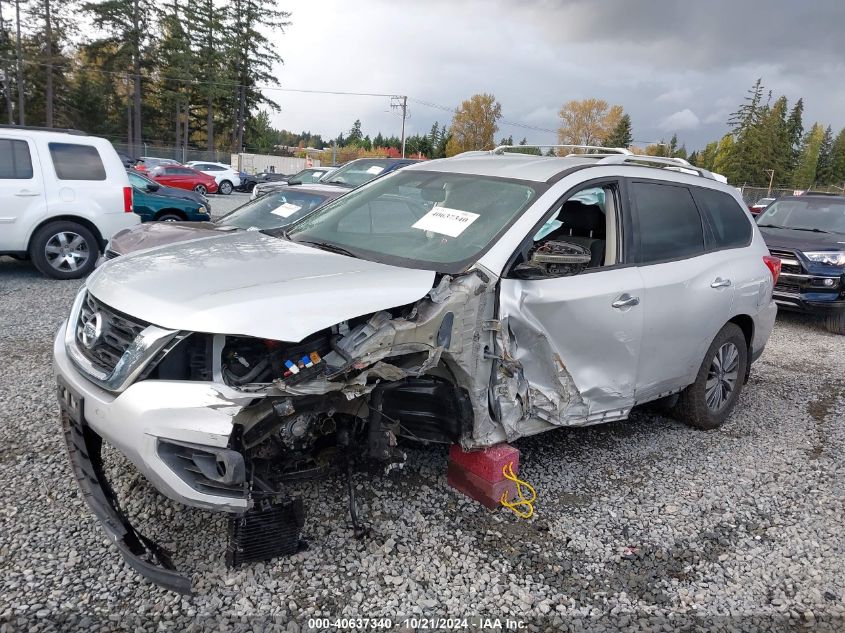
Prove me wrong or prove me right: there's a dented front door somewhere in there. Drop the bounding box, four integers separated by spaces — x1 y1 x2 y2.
498 266 644 422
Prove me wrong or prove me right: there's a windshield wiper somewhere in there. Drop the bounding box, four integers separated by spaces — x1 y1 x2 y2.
787 227 832 233
297 240 358 257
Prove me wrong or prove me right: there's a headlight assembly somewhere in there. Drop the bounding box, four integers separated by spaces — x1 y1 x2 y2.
804 251 845 266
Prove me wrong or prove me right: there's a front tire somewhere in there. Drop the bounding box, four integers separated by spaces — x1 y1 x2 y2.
219 180 233 195
29 221 99 280
825 309 845 335
676 323 748 430
156 213 183 222
194 184 208 195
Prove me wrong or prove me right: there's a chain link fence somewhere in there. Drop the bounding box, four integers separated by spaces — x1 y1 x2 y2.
736 184 845 204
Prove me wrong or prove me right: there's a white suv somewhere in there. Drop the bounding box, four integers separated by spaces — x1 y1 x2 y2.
0 127 138 279
185 161 241 195
54 146 778 591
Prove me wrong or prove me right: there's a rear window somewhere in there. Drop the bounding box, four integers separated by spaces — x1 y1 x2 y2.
693 187 752 249
49 143 106 180
0 139 33 179
631 181 705 264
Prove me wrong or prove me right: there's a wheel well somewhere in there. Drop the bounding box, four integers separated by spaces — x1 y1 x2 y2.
154 209 187 220
28 215 105 250
729 314 754 383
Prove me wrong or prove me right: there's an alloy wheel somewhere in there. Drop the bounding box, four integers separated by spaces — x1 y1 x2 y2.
44 231 90 273
194 184 207 195
705 342 739 412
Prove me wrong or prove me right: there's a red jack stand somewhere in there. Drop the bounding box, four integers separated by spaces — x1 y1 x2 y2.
447 444 520 510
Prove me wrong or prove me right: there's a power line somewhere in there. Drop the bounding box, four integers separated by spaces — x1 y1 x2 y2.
0 55 559 136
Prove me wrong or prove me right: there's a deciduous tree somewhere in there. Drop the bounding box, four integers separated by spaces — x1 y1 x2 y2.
445 93 501 156
557 98 623 149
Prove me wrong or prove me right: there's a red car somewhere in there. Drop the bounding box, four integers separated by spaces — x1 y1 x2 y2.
149 165 219 195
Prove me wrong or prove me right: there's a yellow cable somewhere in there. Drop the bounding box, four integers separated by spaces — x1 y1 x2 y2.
500 461 536 519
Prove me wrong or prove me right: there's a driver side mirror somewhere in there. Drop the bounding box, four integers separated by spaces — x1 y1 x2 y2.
146 182 160 192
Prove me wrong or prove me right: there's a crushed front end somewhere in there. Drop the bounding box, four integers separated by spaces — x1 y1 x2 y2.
53 268 587 591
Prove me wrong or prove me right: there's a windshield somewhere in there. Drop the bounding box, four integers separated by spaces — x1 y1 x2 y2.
217 189 331 230
291 168 329 183
287 170 541 271
128 171 153 189
757 199 845 234
321 159 395 188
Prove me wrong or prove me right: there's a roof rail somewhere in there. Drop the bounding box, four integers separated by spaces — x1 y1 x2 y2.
491 144 632 156
595 154 716 180
0 124 88 136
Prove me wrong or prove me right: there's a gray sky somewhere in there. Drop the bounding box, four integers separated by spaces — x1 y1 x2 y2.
268 0 845 150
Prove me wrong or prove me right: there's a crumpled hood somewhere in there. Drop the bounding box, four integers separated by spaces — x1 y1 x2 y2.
88 231 436 341
110 221 223 255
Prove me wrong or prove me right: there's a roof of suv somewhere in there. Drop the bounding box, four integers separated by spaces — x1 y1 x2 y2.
407 150 725 187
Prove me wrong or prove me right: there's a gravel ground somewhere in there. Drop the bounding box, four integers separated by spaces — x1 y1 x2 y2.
0 256 843 632
210 191 252 220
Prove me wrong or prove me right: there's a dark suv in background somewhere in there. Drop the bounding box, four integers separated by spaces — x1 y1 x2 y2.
757 194 845 333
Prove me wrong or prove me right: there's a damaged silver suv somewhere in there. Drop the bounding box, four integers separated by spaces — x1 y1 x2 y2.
54 146 779 592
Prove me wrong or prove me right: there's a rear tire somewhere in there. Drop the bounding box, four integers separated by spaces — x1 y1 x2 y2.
825 309 845 335
219 180 233 195
194 184 208 195
29 221 99 280
676 323 748 430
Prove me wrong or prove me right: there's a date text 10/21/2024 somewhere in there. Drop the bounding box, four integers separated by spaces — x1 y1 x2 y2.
306 617 528 630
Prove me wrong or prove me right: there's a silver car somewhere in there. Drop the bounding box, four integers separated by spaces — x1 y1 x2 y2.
53 147 778 591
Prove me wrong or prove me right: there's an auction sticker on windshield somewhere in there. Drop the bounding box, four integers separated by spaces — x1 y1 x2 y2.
366 165 385 175
271 202 302 218
411 206 480 238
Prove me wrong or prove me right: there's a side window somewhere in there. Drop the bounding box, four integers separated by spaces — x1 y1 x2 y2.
509 183 619 279
631 182 704 264
48 143 106 181
0 139 34 179
692 187 752 249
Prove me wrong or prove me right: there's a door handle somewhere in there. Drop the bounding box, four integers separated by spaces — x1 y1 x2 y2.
711 277 732 288
15 189 40 197
612 294 640 309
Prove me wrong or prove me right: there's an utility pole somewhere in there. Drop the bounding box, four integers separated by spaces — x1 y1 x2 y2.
14 0 24 125
765 169 775 197
391 95 408 158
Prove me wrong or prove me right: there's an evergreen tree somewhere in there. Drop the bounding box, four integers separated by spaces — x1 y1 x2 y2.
785 98 804 173
815 125 835 185
157 0 194 151
830 128 845 187
227 0 291 151
84 0 153 154
184 0 227 152
0 0 13 123
725 79 768 184
712 134 734 176
695 141 719 171
792 123 825 189
346 119 363 145
604 113 633 148
25 0 73 127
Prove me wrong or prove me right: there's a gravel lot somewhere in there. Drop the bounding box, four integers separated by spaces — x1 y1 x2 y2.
209 191 252 220
0 256 843 632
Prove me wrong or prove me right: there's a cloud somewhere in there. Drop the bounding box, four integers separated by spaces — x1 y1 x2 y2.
265 0 845 151
656 88 694 104
660 109 701 131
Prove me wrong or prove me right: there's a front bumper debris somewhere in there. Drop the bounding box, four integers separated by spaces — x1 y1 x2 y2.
59 377 193 594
